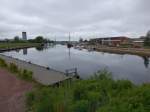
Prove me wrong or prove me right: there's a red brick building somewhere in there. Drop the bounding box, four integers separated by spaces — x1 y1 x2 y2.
90 36 129 47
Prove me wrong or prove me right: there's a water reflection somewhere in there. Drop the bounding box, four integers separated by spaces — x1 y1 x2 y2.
142 56 149 68
35 46 45 51
23 48 27 55
68 48 71 60
15 49 20 53
2 45 150 84
35 43 56 51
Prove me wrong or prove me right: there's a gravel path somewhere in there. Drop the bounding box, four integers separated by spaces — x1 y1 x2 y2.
0 69 33 112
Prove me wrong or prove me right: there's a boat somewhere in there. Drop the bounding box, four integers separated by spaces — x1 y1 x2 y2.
74 45 80 49
67 43 73 48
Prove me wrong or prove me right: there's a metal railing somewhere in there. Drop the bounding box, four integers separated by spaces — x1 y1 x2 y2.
65 68 79 78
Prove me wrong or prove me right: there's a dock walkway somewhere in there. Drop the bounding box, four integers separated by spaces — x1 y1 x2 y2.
0 54 70 85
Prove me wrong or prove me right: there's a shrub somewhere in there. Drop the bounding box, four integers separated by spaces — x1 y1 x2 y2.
20 69 33 81
91 70 112 81
87 91 101 111
73 83 87 101
71 100 89 112
9 63 19 73
26 91 35 109
0 58 7 67
26 71 150 112
8 62 33 81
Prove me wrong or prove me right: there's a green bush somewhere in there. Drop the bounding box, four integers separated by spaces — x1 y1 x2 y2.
0 58 7 67
91 70 112 81
20 69 33 81
1 61 33 81
71 100 89 112
26 91 35 109
26 71 150 112
9 63 19 73
73 83 87 101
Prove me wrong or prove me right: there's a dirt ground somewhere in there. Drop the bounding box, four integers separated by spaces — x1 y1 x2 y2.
0 68 33 112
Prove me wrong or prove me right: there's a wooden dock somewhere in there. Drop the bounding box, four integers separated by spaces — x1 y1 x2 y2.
0 54 72 85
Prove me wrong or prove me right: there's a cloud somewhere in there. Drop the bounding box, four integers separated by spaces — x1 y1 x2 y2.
0 0 150 40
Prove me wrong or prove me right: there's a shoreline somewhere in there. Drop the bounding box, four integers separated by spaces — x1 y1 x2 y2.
0 54 70 85
0 43 41 52
83 45 150 57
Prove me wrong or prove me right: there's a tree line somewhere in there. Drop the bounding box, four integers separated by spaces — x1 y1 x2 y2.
2 36 53 43
144 31 150 47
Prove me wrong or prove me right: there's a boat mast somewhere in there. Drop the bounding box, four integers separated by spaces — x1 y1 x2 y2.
67 32 73 48
69 32 71 43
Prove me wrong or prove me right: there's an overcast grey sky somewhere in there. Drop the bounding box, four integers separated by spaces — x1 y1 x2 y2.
0 0 150 40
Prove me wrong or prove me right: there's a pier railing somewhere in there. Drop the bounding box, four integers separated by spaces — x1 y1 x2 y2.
65 68 79 78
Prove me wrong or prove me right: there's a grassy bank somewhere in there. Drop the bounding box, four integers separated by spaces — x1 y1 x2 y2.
26 71 150 112
0 43 41 49
0 58 33 81
85 45 150 57
96 48 150 57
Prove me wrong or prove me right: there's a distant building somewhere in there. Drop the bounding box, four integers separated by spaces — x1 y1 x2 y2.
140 36 146 39
147 30 150 38
0 40 7 43
89 36 129 47
22 32 27 40
131 38 144 48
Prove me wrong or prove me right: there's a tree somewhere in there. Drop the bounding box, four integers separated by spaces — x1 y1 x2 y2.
4 38 10 43
14 36 20 42
43 38 51 43
79 38 83 43
35 36 44 43
84 39 88 42
144 30 150 46
147 30 150 38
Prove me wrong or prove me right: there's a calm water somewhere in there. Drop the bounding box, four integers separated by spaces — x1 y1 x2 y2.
2 44 150 84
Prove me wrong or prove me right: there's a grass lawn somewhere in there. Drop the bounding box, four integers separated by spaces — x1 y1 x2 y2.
0 43 40 49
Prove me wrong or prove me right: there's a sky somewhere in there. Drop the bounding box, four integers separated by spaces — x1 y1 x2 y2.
0 0 150 41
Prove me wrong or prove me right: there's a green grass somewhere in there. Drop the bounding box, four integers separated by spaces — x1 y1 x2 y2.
0 43 40 49
9 63 19 73
119 44 132 48
144 46 150 49
0 58 8 67
19 69 33 81
26 71 150 112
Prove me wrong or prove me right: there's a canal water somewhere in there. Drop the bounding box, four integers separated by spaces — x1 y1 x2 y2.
2 44 150 84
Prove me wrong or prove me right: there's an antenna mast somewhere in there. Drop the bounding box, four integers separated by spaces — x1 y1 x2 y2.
69 32 71 42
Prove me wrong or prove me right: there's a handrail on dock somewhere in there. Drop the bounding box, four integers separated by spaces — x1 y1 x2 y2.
65 68 78 77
